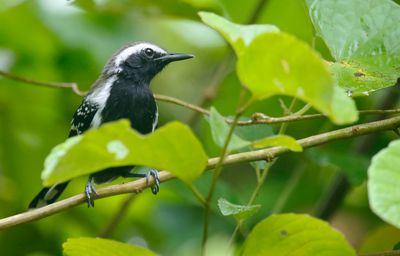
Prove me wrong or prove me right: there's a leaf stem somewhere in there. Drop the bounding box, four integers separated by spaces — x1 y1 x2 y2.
188 184 207 205
201 112 242 255
227 163 272 247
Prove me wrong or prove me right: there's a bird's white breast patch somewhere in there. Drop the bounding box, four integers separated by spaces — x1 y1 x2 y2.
87 75 118 128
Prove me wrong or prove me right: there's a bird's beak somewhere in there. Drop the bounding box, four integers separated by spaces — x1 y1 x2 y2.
156 53 194 63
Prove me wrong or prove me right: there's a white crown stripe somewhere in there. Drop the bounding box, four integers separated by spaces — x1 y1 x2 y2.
114 43 167 66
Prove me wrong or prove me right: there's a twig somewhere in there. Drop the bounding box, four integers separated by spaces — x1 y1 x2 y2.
153 94 209 115
2 69 400 125
0 70 87 96
227 163 272 248
1 112 400 230
202 88 248 253
202 112 241 254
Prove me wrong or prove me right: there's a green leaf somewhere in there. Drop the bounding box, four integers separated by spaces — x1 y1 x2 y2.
307 0 400 94
242 213 356 256
368 140 400 228
199 11 279 55
63 237 156 256
252 135 302 152
209 107 250 151
237 32 357 124
41 120 208 185
329 61 399 95
217 198 261 220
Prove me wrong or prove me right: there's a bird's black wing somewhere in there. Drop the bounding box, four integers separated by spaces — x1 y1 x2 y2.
68 100 99 137
29 100 99 208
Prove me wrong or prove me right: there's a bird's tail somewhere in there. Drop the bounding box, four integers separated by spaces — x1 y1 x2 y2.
28 181 69 209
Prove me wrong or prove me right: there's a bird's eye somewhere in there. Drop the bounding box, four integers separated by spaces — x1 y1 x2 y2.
144 48 154 58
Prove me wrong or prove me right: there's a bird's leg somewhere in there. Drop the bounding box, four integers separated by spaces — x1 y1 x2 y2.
85 175 97 207
122 169 160 195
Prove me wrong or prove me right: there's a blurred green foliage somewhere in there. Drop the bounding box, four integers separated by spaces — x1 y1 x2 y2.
0 0 399 255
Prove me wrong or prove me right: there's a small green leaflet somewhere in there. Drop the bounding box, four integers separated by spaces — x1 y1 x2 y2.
252 135 302 152
218 198 261 220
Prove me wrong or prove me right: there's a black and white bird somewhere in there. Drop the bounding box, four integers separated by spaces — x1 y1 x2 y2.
29 42 193 208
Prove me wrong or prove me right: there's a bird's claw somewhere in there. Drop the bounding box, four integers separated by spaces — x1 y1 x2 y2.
146 169 160 195
85 178 97 208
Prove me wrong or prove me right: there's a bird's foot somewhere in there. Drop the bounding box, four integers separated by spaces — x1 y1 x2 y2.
85 176 97 207
145 169 160 195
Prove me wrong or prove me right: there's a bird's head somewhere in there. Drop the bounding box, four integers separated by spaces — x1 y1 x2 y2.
103 42 194 82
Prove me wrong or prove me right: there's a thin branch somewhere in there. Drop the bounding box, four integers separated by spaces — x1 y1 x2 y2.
1 115 400 230
227 163 272 248
2 69 400 125
153 94 209 115
202 88 248 253
0 70 87 96
202 112 241 253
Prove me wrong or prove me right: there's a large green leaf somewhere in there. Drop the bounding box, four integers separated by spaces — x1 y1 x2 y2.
237 32 358 124
200 12 358 124
242 213 356 256
307 0 400 94
41 120 208 185
217 197 261 220
368 140 400 228
199 12 279 55
63 237 155 256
